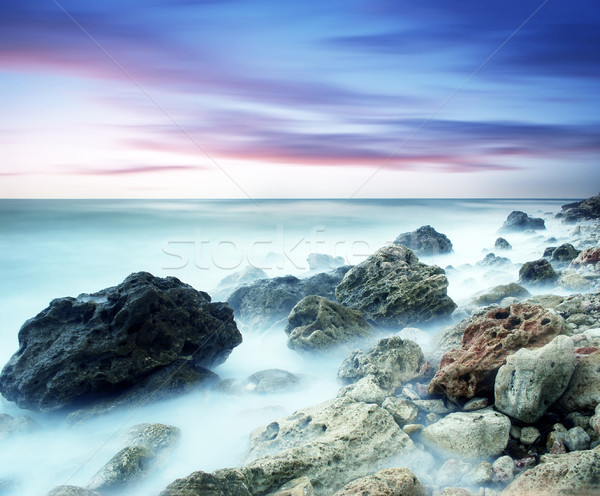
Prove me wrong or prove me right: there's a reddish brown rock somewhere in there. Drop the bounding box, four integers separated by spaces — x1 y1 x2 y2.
570 248 600 268
428 304 566 398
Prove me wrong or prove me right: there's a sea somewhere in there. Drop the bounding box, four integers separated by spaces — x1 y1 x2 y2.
0 198 581 494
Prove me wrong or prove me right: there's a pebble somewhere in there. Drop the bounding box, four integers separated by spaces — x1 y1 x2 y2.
520 426 540 445
463 397 488 411
564 426 591 451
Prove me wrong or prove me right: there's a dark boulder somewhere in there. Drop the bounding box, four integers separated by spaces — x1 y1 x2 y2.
0 272 241 413
556 193 600 223
394 225 453 256
543 246 558 258
227 267 351 331
499 211 545 232
519 259 558 286
551 243 581 263
494 238 512 250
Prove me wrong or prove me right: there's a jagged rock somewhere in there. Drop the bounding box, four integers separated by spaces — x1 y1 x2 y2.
472 283 530 306
332 468 427 496
495 238 512 250
307 253 345 271
47 487 100 496
337 375 387 405
499 211 545 232
228 267 351 331
335 245 456 327
211 266 268 301
243 397 415 495
551 243 581 263
265 476 314 496
159 469 252 496
494 335 575 423
518 259 558 286
88 423 180 492
382 397 419 426
556 193 600 223
559 350 600 413
338 337 424 390
421 409 511 460
285 296 373 351
570 248 600 268
428 304 566 398
393 225 453 256
500 445 600 495
243 369 301 393
0 272 241 413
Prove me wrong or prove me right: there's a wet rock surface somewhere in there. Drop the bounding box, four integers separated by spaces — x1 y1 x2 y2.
336 245 456 327
394 225 453 256
556 193 600 223
518 259 558 286
0 272 241 413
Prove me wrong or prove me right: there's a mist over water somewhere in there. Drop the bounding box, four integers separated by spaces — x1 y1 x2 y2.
0 198 579 494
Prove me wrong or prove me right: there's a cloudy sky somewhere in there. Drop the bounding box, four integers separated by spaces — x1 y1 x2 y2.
2 0 599 198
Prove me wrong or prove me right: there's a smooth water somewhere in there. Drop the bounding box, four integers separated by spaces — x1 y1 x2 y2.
0 198 578 494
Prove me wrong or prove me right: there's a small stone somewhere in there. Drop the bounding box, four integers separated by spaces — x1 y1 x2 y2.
414 399 450 414
438 459 472 486
520 426 540 445
564 426 591 451
514 456 537 472
403 424 424 435
510 426 521 439
382 397 419 426
550 440 567 454
492 455 514 484
337 375 387 405
463 397 488 411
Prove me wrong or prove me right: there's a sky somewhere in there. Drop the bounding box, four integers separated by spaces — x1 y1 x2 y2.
1 0 599 198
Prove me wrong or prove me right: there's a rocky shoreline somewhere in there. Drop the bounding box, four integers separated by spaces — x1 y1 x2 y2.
1 194 599 496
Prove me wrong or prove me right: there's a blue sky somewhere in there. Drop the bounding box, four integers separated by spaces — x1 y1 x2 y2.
1 0 599 198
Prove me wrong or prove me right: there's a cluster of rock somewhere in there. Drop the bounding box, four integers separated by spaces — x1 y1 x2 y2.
556 192 600 223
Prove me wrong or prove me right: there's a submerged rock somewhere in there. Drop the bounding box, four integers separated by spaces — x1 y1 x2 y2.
518 259 558 286
332 468 427 496
556 193 600 223
421 409 511 460
244 369 301 393
285 296 373 351
0 272 241 413
393 225 453 256
338 337 424 390
494 335 575 423
228 267 351 331
335 245 456 327
428 303 566 398
499 211 545 232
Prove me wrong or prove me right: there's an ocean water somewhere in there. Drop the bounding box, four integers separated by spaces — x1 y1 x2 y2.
0 198 579 494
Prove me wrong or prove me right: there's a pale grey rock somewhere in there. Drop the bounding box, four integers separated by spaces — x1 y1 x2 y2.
519 427 540 446
463 461 493 485
382 397 419 426
265 476 314 496
337 375 387 405
564 426 591 451
332 467 427 496
492 456 514 484
559 350 600 413
557 271 593 291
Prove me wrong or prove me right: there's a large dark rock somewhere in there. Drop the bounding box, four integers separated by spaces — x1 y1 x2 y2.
519 259 558 286
556 193 600 223
394 225 453 256
227 267 351 331
499 211 545 232
285 296 373 351
551 243 581 263
0 272 242 413
494 238 512 250
335 245 456 327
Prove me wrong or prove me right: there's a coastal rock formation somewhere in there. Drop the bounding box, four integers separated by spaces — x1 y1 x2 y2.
421 409 511 459
499 211 546 232
494 335 575 423
495 237 512 250
228 267 351 331
518 259 558 286
335 245 456 327
332 468 427 496
556 193 600 223
428 304 566 398
211 266 268 301
338 337 424 390
285 296 373 351
501 445 600 496
0 272 241 412
393 225 453 255
558 350 600 413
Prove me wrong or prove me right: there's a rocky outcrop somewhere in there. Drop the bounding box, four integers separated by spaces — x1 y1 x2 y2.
332 468 427 496
495 238 512 250
338 337 424 390
285 296 373 351
211 266 268 302
335 245 456 327
421 409 511 460
558 350 600 413
494 335 575 423
556 193 600 223
501 445 600 495
228 267 351 331
394 225 453 256
428 304 566 398
499 211 545 232
0 272 241 413
518 259 558 286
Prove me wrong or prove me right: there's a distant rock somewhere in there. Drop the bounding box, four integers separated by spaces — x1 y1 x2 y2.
0 272 241 413
307 253 345 271
472 283 530 306
476 253 512 268
47 487 100 496
394 225 453 255
338 337 424 391
421 409 511 460
332 468 427 496
556 193 600 223
211 266 267 301
285 296 373 352
518 259 558 286
494 237 512 250
494 335 575 423
428 303 566 398
335 245 456 328
228 267 351 331
499 211 546 232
